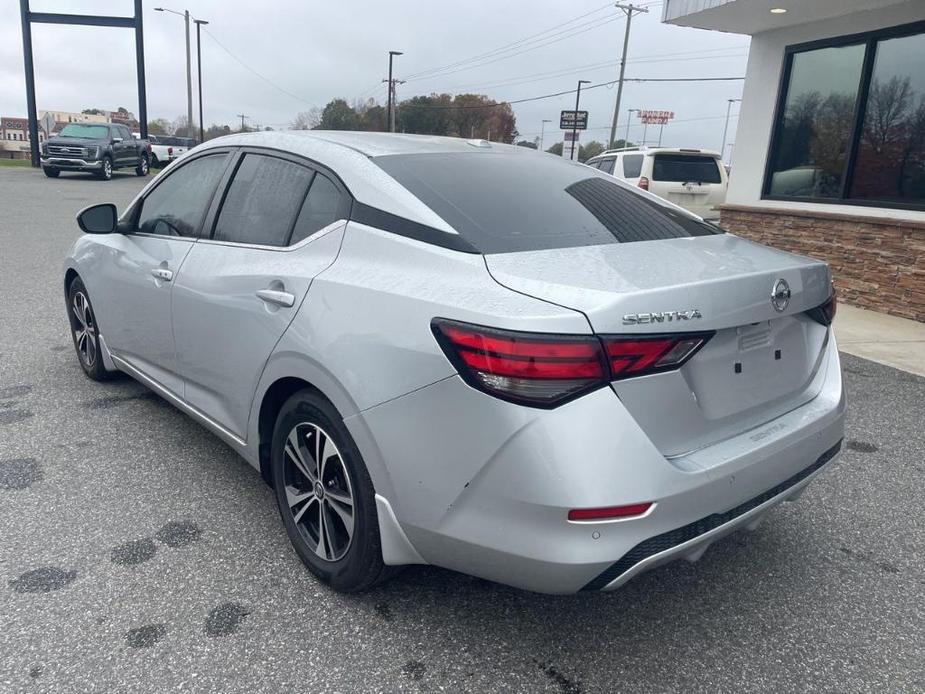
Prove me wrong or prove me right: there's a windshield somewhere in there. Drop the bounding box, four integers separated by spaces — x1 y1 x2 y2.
373 150 718 254
58 124 110 140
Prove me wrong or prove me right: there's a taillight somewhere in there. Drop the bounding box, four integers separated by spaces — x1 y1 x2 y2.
638 176 650 191
432 319 713 407
432 319 607 407
168 146 173 156
806 288 837 326
603 334 711 380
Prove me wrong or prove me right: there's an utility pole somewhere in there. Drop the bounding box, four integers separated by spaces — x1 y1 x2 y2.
608 3 648 149
539 118 552 151
155 7 194 137
194 18 208 143
385 50 403 133
721 98 741 163
237 114 249 132
571 80 591 161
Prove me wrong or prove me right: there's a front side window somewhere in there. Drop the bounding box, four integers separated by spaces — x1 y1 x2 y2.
136 153 228 237
766 22 925 208
213 154 314 247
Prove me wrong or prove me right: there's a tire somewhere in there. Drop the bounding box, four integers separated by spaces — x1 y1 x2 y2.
43 167 60 178
66 277 116 381
271 390 394 592
135 154 149 177
97 156 113 181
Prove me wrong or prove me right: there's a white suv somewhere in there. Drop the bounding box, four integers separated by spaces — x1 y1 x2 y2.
586 147 728 220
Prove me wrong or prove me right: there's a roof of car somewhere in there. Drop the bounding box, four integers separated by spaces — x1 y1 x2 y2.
590 146 722 159
199 129 534 158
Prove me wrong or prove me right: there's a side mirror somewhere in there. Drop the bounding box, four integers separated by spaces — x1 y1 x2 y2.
112 137 123 144
77 203 118 234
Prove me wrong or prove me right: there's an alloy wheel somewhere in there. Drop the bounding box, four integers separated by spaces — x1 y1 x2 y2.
103 159 112 179
71 291 97 368
283 422 356 562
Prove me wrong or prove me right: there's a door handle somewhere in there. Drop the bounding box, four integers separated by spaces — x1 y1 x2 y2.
256 288 295 308
150 267 173 282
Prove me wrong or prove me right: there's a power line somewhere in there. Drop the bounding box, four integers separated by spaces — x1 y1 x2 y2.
403 2 616 81
405 15 622 83
203 27 314 107
399 76 745 110
438 49 747 94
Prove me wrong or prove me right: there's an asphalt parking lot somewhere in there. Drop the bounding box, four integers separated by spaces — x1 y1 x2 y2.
0 166 923 693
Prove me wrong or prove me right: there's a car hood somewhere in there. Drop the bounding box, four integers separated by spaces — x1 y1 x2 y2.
484 233 832 333
46 137 107 147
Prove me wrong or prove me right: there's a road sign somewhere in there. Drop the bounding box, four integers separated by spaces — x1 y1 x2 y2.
637 110 674 125
560 110 588 130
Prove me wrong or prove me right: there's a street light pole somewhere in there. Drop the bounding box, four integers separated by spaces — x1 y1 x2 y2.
608 3 648 149
155 7 195 137
386 50 403 133
194 19 208 143
721 98 741 163
571 80 591 161
539 118 552 151
624 108 636 147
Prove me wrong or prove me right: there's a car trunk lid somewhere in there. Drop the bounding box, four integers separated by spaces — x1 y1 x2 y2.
485 234 833 456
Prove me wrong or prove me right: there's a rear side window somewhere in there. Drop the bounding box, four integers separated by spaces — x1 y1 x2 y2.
652 154 722 183
290 173 348 245
598 157 615 174
136 153 228 237
373 151 718 254
213 154 314 247
622 154 643 178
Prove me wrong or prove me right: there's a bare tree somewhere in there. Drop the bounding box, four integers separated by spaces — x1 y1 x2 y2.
291 109 321 130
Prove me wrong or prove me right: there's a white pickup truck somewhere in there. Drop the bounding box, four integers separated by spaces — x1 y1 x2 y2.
133 134 197 168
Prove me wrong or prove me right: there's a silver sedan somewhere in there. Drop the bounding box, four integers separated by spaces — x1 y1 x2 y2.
63 131 845 594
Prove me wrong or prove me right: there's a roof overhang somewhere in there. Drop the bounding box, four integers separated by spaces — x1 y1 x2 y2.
662 0 913 34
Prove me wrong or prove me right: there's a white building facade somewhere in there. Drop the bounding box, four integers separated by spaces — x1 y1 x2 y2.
664 0 925 321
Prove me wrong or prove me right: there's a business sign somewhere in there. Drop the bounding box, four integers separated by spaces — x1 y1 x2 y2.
560 110 588 130
638 110 675 125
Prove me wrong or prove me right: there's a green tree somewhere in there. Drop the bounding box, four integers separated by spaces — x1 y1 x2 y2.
147 118 171 136
397 94 455 135
82 108 106 116
515 139 538 149
546 142 564 156
317 99 360 130
203 124 232 141
579 140 605 162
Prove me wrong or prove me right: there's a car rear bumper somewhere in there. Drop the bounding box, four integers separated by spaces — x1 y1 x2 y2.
41 157 102 170
350 332 845 594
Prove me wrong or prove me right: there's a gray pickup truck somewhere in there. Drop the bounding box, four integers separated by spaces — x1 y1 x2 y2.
41 122 150 180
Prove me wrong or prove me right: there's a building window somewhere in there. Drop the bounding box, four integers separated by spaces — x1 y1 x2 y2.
765 21 925 209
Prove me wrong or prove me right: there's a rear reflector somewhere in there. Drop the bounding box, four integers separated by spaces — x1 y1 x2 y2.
433 319 714 407
568 502 653 521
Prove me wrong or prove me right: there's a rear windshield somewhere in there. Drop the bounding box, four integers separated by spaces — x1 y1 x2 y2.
373 151 718 254
652 154 722 184
58 124 109 140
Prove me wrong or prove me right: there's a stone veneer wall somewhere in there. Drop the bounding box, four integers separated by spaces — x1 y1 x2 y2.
719 205 925 323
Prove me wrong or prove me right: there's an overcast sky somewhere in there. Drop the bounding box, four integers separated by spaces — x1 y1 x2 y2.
0 0 748 153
